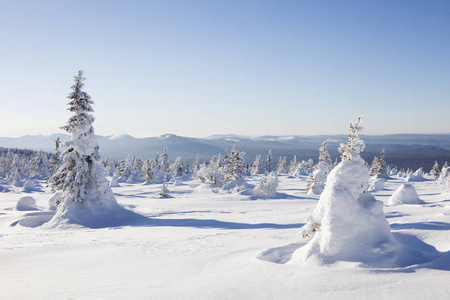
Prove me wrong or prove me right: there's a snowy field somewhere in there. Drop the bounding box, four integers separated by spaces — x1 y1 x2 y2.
1 174 449 299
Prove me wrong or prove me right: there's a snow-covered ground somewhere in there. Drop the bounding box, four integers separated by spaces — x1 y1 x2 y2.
1 174 449 299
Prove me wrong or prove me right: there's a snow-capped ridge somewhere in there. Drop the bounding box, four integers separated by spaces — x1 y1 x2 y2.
109 133 134 140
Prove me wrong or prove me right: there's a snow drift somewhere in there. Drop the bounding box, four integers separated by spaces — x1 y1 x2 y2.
388 184 424 205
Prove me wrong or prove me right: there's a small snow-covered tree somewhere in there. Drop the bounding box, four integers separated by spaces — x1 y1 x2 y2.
438 165 450 192
50 137 61 175
370 148 387 177
251 155 264 175
338 116 365 161
288 155 298 175
430 161 440 178
223 146 246 182
276 156 287 174
306 139 332 195
265 149 274 173
370 156 379 175
159 147 170 174
191 155 200 179
159 174 170 197
47 71 118 217
292 117 402 267
170 157 186 177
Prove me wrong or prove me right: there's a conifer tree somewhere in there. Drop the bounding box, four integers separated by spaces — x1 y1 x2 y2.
430 161 440 178
160 147 169 174
266 149 274 173
276 156 287 174
288 155 298 175
370 157 379 175
223 146 246 182
159 174 170 197
51 137 61 174
306 139 332 195
251 155 264 175
48 71 117 211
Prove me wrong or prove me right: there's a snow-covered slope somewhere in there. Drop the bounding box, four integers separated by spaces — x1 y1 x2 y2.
1 174 449 299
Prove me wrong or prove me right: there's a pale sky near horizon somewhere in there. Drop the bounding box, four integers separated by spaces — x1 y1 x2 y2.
1 0 449 138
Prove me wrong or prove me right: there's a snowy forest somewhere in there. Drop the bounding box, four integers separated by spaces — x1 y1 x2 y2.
1 71 450 299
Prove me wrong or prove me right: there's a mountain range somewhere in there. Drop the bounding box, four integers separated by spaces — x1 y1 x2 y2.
1 133 450 170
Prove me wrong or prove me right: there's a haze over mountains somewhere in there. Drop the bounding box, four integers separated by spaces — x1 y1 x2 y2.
1 133 450 170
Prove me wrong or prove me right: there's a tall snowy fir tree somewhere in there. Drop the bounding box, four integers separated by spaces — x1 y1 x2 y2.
47 71 119 226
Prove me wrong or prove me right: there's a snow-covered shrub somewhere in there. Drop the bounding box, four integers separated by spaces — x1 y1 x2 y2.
196 163 224 185
15 196 37 211
406 167 426 182
253 172 279 198
388 184 424 205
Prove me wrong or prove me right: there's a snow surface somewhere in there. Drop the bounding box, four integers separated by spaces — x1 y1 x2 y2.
1 174 450 299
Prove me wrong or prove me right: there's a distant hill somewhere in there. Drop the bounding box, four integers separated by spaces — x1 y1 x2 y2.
1 133 450 170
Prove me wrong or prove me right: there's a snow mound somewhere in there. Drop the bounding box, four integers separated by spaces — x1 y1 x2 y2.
221 179 251 194
169 177 183 186
0 185 10 193
368 177 385 191
253 172 278 198
109 177 120 187
21 179 36 192
15 196 38 211
47 193 60 211
406 168 426 182
388 184 424 205
43 199 145 229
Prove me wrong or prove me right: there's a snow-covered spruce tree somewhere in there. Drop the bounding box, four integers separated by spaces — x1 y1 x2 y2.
370 148 387 177
288 155 298 175
265 149 274 173
251 155 264 175
306 139 332 195
170 157 186 177
290 117 406 267
370 156 379 175
276 156 287 174
430 161 440 178
223 145 246 182
159 147 170 174
47 71 118 226
191 155 200 179
159 174 170 197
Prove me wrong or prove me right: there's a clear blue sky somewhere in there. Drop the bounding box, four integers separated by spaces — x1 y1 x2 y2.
1 0 449 138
